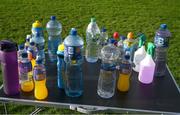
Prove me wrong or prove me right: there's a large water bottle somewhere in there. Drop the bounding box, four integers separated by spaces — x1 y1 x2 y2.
154 24 171 77
31 32 45 63
85 17 100 63
97 39 120 98
57 43 65 89
19 52 34 92
64 28 84 97
46 16 62 62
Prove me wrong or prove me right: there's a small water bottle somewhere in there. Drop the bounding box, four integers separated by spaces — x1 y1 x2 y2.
154 24 171 77
117 52 132 92
27 41 37 68
117 35 126 61
85 17 100 63
25 35 31 50
31 32 45 63
46 16 62 62
0 40 20 95
57 43 65 89
97 39 120 98
113 32 119 46
18 44 26 62
138 42 155 84
19 52 34 92
64 28 84 97
31 20 43 37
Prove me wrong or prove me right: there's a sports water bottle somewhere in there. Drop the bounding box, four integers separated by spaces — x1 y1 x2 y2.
33 58 48 100
31 32 45 63
97 39 120 98
98 28 108 59
117 52 132 92
19 52 34 92
138 42 155 84
86 17 100 63
46 16 62 62
133 34 146 72
25 35 31 50
32 20 43 36
0 40 20 95
27 41 37 68
18 44 26 62
154 24 171 77
113 32 119 46
64 28 84 97
57 43 65 89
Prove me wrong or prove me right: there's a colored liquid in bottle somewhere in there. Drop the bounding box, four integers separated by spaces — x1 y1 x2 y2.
21 72 34 92
117 74 130 92
34 79 48 100
31 59 36 68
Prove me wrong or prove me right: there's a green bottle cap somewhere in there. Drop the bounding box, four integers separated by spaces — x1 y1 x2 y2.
147 42 155 57
138 33 146 47
91 17 96 22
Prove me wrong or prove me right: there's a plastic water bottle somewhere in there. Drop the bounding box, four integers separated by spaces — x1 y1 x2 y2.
31 32 45 63
64 28 84 97
133 34 146 72
27 41 37 68
57 43 65 89
32 20 43 36
19 52 34 92
138 42 155 84
97 39 120 98
113 32 119 46
0 40 20 95
46 16 62 62
85 17 100 63
18 44 26 62
33 58 48 100
117 52 132 92
117 35 126 61
98 28 108 59
154 24 171 77
25 35 31 50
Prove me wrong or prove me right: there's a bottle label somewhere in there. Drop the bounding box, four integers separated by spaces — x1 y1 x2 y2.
154 36 169 48
101 63 116 71
120 63 131 74
64 45 83 61
33 68 46 81
19 62 32 73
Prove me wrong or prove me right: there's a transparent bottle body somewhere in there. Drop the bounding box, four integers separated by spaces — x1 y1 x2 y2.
57 55 65 89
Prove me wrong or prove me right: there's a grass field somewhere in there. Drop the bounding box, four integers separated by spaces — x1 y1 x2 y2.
0 0 179 114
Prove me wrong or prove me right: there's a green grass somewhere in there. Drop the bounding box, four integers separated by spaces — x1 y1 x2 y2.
0 0 180 114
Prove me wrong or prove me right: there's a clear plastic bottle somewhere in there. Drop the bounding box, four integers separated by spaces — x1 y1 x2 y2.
25 35 31 50
57 43 65 89
27 41 37 68
113 32 119 46
31 20 43 37
31 32 45 63
138 42 155 84
33 58 48 100
85 17 100 63
19 52 34 92
154 24 171 77
117 35 126 61
117 52 132 92
98 28 108 59
46 16 62 62
18 44 26 62
64 28 84 97
97 39 120 98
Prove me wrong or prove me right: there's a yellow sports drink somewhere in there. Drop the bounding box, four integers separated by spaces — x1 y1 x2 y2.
33 59 48 100
21 71 34 92
117 74 130 92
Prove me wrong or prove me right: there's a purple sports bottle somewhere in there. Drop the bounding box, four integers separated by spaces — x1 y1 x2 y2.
0 40 20 95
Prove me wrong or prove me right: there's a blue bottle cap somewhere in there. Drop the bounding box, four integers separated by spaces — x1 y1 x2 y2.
51 16 56 20
109 38 115 44
30 42 35 46
70 28 77 36
101 28 107 32
160 24 167 30
18 44 24 50
21 52 28 58
120 36 126 41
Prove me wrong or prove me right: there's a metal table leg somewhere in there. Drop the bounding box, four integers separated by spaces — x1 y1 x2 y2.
30 106 43 115
3 103 8 114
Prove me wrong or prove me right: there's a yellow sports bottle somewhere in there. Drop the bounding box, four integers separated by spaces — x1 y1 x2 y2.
33 59 48 100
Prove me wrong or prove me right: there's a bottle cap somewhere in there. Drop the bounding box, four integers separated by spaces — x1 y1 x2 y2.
0 40 17 52
138 33 146 47
26 35 31 42
101 28 107 32
70 28 77 36
58 43 64 52
32 20 42 28
18 44 24 50
30 42 35 46
113 32 119 40
51 16 56 20
147 42 155 57
127 32 134 39
124 51 130 60
109 38 116 44
120 35 126 41
160 24 167 30
21 52 28 58
91 17 96 22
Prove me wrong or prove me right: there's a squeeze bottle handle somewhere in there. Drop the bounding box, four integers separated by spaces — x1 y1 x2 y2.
138 34 146 48
147 42 155 57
